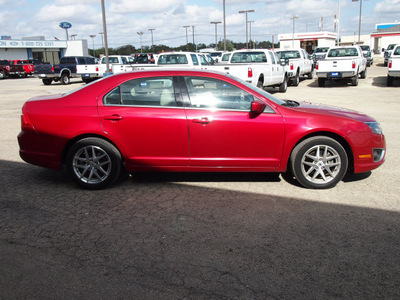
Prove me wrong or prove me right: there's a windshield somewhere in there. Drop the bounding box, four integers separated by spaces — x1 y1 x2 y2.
227 74 285 106
327 47 358 57
314 47 329 53
360 45 370 51
276 51 301 59
231 52 267 63
388 44 396 50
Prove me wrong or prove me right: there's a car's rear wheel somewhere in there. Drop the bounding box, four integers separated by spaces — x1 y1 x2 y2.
42 78 52 85
351 73 359 86
360 67 367 79
67 138 122 189
291 71 300 86
290 136 348 189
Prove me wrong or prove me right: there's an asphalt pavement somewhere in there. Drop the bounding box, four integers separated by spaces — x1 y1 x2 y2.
0 58 399 299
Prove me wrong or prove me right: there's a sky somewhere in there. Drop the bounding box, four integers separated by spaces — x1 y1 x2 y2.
0 0 399 49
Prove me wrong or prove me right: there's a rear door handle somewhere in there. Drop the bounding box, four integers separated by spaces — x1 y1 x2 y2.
103 114 124 121
192 117 212 124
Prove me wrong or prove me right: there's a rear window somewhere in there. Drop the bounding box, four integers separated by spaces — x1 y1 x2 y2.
276 51 301 59
158 54 188 65
314 47 329 53
231 52 267 63
327 48 359 57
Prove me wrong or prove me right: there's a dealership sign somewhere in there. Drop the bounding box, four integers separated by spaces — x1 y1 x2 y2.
59 22 72 29
0 39 67 48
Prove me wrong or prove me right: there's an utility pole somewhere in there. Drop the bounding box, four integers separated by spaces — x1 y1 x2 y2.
290 15 299 48
192 26 196 52
183 26 190 51
148 28 155 52
238 9 255 49
137 32 144 53
223 0 226 51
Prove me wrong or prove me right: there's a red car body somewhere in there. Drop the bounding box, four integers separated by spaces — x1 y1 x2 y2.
18 69 385 189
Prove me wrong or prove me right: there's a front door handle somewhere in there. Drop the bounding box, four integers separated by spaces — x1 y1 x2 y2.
192 117 212 124
104 114 124 121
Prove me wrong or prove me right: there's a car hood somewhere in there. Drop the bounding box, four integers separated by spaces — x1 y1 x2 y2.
289 101 375 122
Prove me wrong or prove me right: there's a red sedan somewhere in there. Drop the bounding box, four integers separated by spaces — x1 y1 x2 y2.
18 69 385 189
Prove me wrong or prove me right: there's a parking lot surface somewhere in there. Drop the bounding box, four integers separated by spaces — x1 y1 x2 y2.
1 58 399 299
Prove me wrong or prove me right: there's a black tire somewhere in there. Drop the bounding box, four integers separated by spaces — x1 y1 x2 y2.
307 69 314 79
60 73 70 85
291 71 300 86
67 138 122 190
257 79 264 90
42 78 52 85
318 78 325 87
360 68 367 79
290 136 348 189
387 75 394 87
279 76 287 93
351 73 359 86
0 71 5 80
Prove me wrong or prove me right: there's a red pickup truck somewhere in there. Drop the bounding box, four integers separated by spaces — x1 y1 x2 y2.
8 60 35 76
0 60 26 79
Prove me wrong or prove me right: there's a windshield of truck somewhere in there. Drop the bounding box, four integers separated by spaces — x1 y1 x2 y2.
360 45 370 51
101 57 121 64
314 47 329 53
158 54 188 65
276 51 301 59
327 47 358 57
231 52 267 63
387 44 396 50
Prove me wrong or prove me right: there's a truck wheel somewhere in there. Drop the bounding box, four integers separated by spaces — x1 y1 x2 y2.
279 76 287 93
387 75 394 87
61 73 70 85
291 71 300 86
257 79 264 90
0 71 5 80
307 70 314 79
318 78 325 87
360 68 367 79
351 73 359 86
42 78 52 85
290 136 348 189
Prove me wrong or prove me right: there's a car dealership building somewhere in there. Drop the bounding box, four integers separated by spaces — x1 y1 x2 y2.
0 36 89 64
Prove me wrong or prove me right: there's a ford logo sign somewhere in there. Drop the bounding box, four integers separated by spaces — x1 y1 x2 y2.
59 22 72 29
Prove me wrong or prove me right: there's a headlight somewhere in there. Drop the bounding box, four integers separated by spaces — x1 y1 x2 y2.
365 122 383 135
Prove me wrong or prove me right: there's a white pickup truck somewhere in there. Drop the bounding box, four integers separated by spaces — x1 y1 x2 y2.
77 55 135 82
275 48 314 86
387 44 400 86
316 45 367 87
208 49 288 92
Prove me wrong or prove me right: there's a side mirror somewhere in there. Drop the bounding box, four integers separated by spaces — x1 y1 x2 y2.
250 100 266 114
280 59 286 66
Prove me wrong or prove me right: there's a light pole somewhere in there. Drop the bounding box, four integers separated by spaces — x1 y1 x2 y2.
223 0 226 51
248 20 254 49
336 0 341 46
191 26 196 52
99 32 104 49
290 15 299 48
89 34 96 56
101 0 110 73
183 25 190 51
137 31 144 53
148 28 155 52
352 0 363 43
238 9 255 49
210 21 221 50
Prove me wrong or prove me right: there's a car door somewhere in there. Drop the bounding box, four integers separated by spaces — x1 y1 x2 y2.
181 75 285 169
268 51 282 85
98 75 189 169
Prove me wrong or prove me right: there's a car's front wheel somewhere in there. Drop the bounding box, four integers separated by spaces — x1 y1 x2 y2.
290 136 348 189
67 138 122 189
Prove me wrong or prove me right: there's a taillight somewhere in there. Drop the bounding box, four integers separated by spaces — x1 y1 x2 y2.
352 61 356 69
21 113 33 129
316 62 319 70
290 63 294 70
96 66 99 72
51 66 54 72
248 67 253 78
388 60 392 68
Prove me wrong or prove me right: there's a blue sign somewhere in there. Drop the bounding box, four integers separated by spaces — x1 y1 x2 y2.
59 22 72 29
